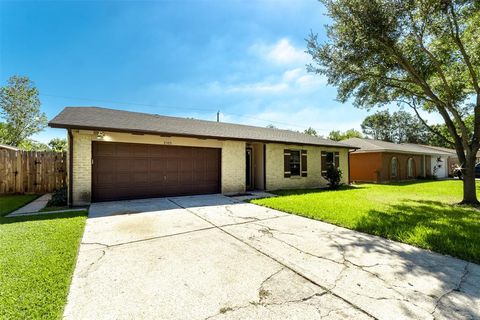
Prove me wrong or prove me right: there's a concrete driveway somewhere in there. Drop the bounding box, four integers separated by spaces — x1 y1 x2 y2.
65 195 479 320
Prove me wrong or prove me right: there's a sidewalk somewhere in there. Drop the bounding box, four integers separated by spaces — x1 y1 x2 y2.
9 194 51 215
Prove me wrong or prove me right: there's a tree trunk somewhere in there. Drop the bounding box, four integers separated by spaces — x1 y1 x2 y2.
460 158 479 205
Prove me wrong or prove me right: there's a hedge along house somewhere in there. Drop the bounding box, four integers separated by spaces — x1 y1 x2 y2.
49 107 355 206
344 138 451 183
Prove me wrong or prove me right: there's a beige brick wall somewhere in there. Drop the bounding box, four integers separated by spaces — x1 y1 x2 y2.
221 140 246 194
70 130 245 205
70 130 349 204
265 143 349 191
72 131 93 205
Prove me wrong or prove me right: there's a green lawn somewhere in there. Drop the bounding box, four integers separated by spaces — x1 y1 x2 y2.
0 194 39 217
252 180 480 264
0 195 87 319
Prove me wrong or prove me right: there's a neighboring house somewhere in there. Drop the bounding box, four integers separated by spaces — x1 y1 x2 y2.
49 107 355 206
344 138 451 183
417 145 480 176
0 143 19 151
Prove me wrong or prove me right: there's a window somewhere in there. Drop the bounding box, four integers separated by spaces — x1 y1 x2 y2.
289 150 301 176
321 151 339 176
407 158 414 178
391 157 398 178
284 149 307 178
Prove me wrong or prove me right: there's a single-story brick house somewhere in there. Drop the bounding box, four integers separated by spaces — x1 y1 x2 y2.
49 107 355 206
344 138 451 183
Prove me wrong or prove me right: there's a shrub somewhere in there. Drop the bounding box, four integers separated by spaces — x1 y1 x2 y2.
46 187 67 207
325 166 343 190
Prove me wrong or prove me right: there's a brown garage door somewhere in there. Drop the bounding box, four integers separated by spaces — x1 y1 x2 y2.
92 142 221 202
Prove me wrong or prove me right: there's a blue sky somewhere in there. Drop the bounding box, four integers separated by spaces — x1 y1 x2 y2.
1 0 423 143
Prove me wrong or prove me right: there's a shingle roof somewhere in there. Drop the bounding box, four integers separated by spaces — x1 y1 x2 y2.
49 107 356 148
402 144 457 155
414 144 480 157
344 138 451 155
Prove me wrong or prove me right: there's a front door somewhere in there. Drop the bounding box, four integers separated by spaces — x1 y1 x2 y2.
246 147 253 190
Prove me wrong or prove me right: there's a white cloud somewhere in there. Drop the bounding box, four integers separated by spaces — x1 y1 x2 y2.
204 67 326 97
226 82 289 94
135 37 360 134
217 103 371 136
250 38 311 66
295 73 326 87
206 79 289 94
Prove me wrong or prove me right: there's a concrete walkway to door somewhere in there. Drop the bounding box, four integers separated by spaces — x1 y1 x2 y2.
65 194 480 320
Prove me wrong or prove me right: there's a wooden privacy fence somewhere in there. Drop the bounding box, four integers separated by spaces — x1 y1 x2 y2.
0 150 67 194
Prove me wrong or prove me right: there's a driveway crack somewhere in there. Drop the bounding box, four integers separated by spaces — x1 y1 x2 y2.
167 198 378 320
430 262 469 317
224 205 260 221
79 249 106 278
82 226 216 249
254 225 345 266
204 291 328 320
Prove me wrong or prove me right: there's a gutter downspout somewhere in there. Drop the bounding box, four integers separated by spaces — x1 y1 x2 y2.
348 150 351 184
68 129 73 207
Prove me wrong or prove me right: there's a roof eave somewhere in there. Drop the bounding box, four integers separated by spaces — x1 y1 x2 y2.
48 122 355 149
351 148 451 156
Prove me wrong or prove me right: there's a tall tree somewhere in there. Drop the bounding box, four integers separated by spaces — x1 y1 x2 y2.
48 138 67 152
328 128 363 141
361 110 429 143
391 111 426 143
425 114 474 147
361 110 394 141
0 76 47 146
304 127 318 136
307 0 480 205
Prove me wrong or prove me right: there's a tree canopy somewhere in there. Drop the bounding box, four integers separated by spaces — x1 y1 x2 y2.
304 127 318 136
18 139 49 151
0 76 47 146
361 110 429 143
307 0 479 204
48 138 67 152
328 128 363 141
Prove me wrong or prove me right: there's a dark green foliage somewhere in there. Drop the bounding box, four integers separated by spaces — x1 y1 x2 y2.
362 110 430 143
47 187 67 207
48 138 67 152
0 76 47 146
325 165 343 189
328 128 363 141
304 127 318 136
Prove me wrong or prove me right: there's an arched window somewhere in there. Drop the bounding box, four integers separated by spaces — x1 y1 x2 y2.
391 157 398 178
407 158 414 178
